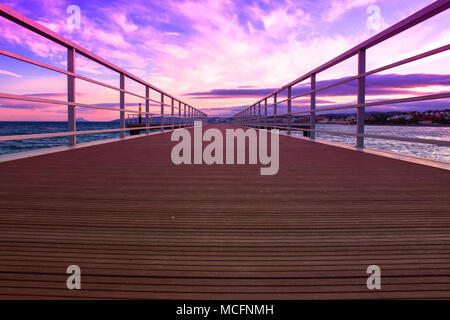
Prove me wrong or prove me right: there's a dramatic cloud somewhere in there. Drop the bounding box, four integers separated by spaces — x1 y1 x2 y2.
186 73 450 98
0 69 22 78
0 0 448 121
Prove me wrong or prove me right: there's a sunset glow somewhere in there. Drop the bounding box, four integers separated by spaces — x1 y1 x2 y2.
0 0 449 120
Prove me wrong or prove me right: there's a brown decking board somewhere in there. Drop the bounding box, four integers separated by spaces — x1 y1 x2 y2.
0 124 449 299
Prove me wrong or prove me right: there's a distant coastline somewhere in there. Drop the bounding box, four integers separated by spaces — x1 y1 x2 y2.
0 121 448 127
208 109 450 126
1 109 449 127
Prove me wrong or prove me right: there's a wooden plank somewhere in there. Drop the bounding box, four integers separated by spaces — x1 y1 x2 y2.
0 124 449 299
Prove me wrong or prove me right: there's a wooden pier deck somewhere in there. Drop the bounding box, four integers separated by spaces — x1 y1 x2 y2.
0 124 449 299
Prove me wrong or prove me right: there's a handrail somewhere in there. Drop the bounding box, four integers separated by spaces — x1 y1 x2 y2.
0 3 207 147
0 124 193 142
234 0 450 149
0 3 200 103
0 48 196 110
237 0 449 108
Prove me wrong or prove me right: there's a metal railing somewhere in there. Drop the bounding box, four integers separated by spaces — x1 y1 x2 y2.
0 3 206 148
233 0 450 149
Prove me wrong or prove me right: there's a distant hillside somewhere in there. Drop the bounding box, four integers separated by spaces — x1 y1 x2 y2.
110 117 187 124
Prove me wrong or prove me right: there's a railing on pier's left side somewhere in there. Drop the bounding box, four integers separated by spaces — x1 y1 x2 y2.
233 0 450 150
0 3 207 151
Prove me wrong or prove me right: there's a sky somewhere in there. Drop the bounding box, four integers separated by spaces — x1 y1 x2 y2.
0 0 449 121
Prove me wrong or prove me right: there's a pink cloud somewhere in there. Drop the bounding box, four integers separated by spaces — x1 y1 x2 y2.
0 0 448 120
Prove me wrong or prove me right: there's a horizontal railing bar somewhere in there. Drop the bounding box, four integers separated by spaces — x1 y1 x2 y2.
0 48 136 99
341 131 450 146
0 3 203 113
239 0 450 109
239 42 450 114
0 124 194 142
0 92 140 114
127 114 195 119
244 124 450 147
0 49 191 111
0 48 70 76
239 92 450 119
0 92 196 115
262 43 450 109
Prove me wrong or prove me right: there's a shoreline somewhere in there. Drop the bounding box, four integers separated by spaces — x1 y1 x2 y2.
1 121 449 128
315 123 450 128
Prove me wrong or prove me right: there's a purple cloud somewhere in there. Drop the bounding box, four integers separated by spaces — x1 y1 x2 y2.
185 73 450 99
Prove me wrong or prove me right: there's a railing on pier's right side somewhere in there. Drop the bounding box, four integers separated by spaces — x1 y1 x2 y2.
0 3 207 151
233 0 450 150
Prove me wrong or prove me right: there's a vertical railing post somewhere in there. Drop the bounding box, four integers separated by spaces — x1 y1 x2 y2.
178 101 181 128
120 73 125 138
287 86 292 135
67 47 76 146
183 104 186 125
145 86 150 134
356 48 366 148
274 93 277 128
187 106 190 125
258 102 261 128
160 93 164 132
264 98 267 129
248 108 250 126
171 98 175 130
310 74 316 139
